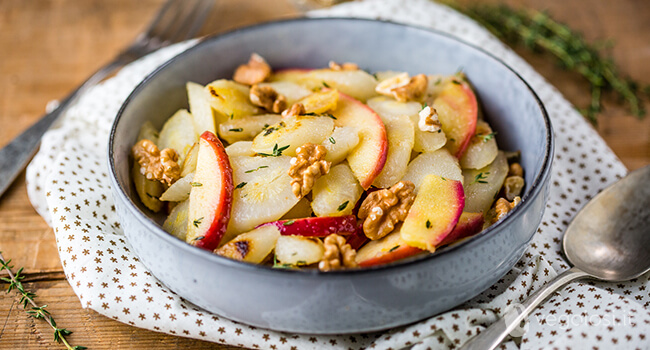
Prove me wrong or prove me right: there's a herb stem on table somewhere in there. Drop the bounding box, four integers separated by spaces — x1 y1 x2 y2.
438 0 648 124
0 251 86 350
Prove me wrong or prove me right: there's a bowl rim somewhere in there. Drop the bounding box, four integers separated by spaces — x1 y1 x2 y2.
108 17 554 278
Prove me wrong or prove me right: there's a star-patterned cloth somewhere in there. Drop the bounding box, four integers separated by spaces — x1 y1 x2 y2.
26 0 649 349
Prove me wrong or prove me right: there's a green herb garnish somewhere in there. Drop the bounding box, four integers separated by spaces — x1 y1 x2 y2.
329 137 336 144
471 172 490 184
283 220 296 226
190 182 203 187
193 217 203 228
228 128 243 132
235 182 247 190
389 245 400 252
258 144 290 157
337 201 349 212
245 166 269 173
478 132 497 142
426 220 432 229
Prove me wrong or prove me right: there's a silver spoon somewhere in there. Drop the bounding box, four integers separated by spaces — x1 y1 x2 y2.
461 165 650 350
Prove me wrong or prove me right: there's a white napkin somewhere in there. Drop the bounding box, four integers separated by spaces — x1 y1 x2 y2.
26 0 650 348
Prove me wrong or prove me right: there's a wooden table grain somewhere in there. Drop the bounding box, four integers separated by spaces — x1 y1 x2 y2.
0 0 648 349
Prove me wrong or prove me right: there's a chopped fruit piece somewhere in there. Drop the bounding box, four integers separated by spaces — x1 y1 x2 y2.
463 151 509 214
331 91 388 189
258 215 358 237
137 121 159 145
205 79 261 119
218 114 282 144
321 126 360 165
433 79 478 157
251 115 334 157
187 82 218 135
401 175 465 252
275 236 324 267
401 149 463 192
346 226 369 250
373 114 414 188
158 109 198 164
225 141 255 157
311 164 363 217
225 155 300 241
271 68 378 102
181 142 199 177
460 120 499 169
159 172 194 202
131 160 164 212
410 113 447 153
356 227 424 267
258 81 313 105
438 212 484 247
281 197 313 220
186 132 234 250
215 225 280 263
296 89 340 114
162 200 189 241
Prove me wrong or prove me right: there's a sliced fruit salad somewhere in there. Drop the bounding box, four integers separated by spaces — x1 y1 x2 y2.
131 54 526 271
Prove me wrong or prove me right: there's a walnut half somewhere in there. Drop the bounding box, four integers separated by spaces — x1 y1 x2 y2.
376 73 428 102
250 84 287 113
358 181 416 240
132 139 180 186
494 196 521 222
319 234 358 272
233 53 271 85
288 143 331 198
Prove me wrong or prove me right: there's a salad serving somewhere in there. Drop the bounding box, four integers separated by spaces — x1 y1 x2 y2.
130 53 525 271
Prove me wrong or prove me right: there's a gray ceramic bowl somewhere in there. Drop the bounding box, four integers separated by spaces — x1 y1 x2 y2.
109 18 553 334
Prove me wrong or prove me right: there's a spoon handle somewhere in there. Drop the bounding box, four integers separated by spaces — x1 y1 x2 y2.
460 267 591 350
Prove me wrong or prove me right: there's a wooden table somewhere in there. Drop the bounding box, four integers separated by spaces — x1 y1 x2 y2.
0 0 648 348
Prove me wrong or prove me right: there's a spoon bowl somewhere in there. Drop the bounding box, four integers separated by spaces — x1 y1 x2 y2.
462 165 650 350
564 165 650 281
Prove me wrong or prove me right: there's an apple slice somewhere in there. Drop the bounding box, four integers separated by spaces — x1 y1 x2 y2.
373 114 415 188
159 172 194 202
433 78 478 157
158 109 198 164
346 226 369 250
251 115 335 157
258 215 357 237
187 81 218 135
281 197 313 220
225 141 255 157
215 225 280 263
311 164 363 217
275 235 324 267
356 227 424 267
460 120 499 169
218 114 282 144
186 131 234 250
331 91 388 189
181 142 199 177
321 126 360 165
205 79 261 119
401 149 464 192
225 155 300 242
296 89 339 114
162 200 189 241
463 151 508 214
271 69 378 102
401 175 465 252
438 212 484 247
257 81 312 105
366 96 447 153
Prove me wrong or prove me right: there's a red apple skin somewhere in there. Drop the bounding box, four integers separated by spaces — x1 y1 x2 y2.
438 212 484 247
435 79 478 158
358 245 423 268
332 91 388 189
346 224 369 250
258 215 358 237
190 131 234 251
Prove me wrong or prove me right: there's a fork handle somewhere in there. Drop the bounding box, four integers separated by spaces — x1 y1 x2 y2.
460 267 591 350
0 59 126 198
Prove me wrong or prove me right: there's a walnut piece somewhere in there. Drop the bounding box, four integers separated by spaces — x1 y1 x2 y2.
494 196 521 222
509 162 524 177
318 234 358 271
358 181 416 240
233 53 271 85
132 139 180 186
249 84 287 113
376 73 428 102
328 60 359 71
504 176 525 201
288 143 331 198
418 105 441 133
281 103 306 118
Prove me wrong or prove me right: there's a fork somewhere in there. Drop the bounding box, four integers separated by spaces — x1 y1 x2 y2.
0 0 214 199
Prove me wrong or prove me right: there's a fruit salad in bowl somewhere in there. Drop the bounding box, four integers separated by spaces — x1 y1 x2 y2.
130 53 527 271
109 18 552 333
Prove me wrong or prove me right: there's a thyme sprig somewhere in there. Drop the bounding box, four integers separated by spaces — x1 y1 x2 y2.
439 0 648 124
0 252 86 350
